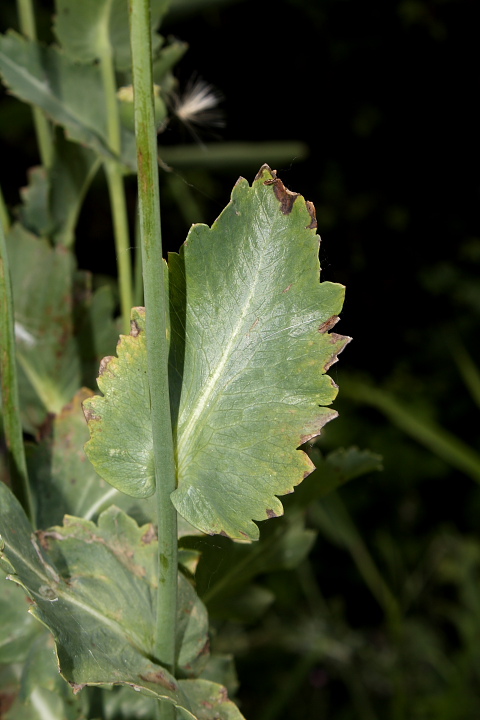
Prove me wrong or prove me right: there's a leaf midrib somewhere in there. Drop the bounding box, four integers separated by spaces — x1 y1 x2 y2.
177 211 268 473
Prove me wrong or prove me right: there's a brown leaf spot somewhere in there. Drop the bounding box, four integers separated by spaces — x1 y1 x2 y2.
267 177 300 215
0 691 17 715
99 355 115 376
305 200 317 229
318 316 340 333
266 509 278 519
70 683 86 695
140 671 177 691
82 404 99 423
141 525 157 544
130 319 141 337
282 283 293 293
219 530 230 538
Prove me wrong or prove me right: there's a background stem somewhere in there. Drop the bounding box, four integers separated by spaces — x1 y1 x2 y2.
0 211 34 524
16 0 53 168
99 29 133 334
129 0 178 708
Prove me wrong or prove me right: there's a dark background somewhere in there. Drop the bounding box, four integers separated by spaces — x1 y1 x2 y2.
2 1 480 718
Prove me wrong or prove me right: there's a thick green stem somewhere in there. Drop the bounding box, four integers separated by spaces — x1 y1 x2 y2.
0 214 34 524
16 0 53 167
129 0 178 702
99 27 133 335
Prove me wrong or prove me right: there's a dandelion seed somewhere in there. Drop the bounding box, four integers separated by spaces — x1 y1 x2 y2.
173 77 224 129
14 322 36 347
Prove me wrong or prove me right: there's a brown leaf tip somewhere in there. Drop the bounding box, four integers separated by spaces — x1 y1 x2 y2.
318 316 340 333
305 200 317 229
265 176 300 215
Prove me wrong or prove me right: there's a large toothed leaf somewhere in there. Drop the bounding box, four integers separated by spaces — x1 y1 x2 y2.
84 167 350 540
0 483 226 717
0 31 136 169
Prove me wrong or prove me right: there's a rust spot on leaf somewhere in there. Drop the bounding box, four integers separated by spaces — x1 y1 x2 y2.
318 316 340 333
140 671 177 691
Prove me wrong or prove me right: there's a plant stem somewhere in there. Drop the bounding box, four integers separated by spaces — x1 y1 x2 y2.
0 213 34 524
342 376 480 485
129 0 178 703
0 185 9 233
16 0 53 168
104 162 133 335
98 24 133 335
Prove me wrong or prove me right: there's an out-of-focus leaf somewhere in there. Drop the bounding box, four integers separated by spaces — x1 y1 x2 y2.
0 32 136 169
2 633 87 720
49 132 101 247
181 511 316 617
17 167 52 238
342 374 480 485
0 574 43 664
0 485 215 714
199 655 239 699
287 446 383 507
103 685 158 719
84 166 349 541
7 225 117 433
15 132 100 247
54 0 170 71
153 40 189 85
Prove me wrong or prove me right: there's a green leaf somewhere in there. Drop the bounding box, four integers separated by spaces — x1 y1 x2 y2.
17 167 52 238
49 131 101 247
0 31 136 169
84 166 350 541
177 679 245 720
7 225 117 432
16 134 100 247
54 0 170 71
2 633 88 720
0 484 220 716
0 574 43 664
26 388 152 528
199 655 239 699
